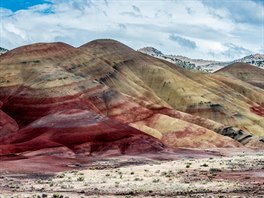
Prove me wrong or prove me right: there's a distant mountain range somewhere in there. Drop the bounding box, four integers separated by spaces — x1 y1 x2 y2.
0 47 8 55
138 47 264 72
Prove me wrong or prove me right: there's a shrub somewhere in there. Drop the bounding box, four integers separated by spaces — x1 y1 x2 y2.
77 177 84 181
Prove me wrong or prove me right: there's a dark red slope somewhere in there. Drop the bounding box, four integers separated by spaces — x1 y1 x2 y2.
0 42 75 60
0 109 164 156
0 84 105 127
0 110 19 141
0 101 19 141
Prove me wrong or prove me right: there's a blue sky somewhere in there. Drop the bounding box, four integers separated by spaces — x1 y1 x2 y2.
0 0 263 61
0 0 49 12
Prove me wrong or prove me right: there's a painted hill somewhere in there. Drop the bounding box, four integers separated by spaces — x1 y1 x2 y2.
0 39 263 164
215 62 264 89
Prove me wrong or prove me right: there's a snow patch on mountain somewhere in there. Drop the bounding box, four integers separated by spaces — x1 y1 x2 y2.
138 47 163 56
0 47 8 55
138 47 264 72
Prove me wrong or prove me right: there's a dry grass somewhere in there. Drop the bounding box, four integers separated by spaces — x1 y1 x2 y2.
0 150 263 198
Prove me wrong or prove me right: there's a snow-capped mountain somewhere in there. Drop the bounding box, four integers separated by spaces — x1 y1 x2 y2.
235 54 264 68
138 47 163 56
0 47 8 55
138 47 264 72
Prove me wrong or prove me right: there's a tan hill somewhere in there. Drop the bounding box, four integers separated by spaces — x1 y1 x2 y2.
215 62 264 89
81 40 264 137
0 39 263 167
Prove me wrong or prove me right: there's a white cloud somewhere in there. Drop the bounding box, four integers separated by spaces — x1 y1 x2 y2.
0 0 262 61
169 34 197 49
209 43 254 61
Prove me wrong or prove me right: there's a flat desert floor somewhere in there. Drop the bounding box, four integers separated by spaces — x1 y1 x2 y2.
0 149 263 198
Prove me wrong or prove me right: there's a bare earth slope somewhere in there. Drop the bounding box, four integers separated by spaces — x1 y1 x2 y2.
215 62 264 89
79 40 264 138
0 40 264 172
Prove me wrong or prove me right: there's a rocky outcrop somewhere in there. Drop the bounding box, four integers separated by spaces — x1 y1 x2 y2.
220 127 264 148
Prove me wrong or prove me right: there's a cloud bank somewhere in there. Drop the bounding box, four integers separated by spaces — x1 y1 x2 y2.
0 0 263 61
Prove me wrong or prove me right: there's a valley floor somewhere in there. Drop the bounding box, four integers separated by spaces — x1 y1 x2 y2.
0 149 263 198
